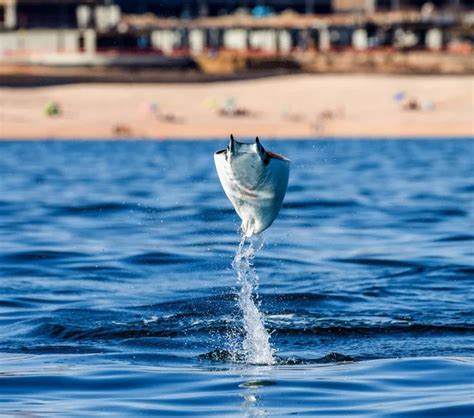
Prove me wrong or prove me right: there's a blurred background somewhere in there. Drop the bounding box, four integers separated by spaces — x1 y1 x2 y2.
0 0 473 139
0 3 473 416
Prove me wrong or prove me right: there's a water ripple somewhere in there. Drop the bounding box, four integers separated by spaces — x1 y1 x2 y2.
0 139 472 417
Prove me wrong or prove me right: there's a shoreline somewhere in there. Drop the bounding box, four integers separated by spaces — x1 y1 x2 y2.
1 74 473 140
1 135 473 141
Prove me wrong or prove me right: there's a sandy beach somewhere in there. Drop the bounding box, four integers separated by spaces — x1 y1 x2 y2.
0 74 473 139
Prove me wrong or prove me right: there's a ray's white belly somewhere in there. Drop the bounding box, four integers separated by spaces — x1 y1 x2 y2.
214 153 289 236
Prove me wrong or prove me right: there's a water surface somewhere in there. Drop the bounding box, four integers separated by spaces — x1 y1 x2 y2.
0 139 473 416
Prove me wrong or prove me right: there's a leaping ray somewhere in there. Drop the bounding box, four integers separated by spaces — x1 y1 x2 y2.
214 135 290 237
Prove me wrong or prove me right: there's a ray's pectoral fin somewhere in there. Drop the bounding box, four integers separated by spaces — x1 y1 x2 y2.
229 134 235 154
255 136 270 165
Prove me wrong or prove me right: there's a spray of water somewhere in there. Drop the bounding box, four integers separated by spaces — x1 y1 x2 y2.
232 233 274 365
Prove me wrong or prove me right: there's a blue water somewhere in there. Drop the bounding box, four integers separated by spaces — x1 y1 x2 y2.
0 139 473 417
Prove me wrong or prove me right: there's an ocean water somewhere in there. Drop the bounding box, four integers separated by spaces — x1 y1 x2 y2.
0 139 473 417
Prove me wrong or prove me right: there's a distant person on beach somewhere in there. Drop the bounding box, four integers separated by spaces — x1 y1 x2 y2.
45 102 61 117
149 101 160 119
218 97 252 117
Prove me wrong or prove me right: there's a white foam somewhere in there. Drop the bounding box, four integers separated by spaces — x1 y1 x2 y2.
232 234 274 365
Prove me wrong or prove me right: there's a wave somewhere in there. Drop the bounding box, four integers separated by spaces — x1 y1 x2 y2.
269 323 474 336
198 349 355 365
330 257 422 268
52 202 137 215
25 313 474 344
436 234 474 242
0 250 88 263
283 199 361 209
123 251 195 266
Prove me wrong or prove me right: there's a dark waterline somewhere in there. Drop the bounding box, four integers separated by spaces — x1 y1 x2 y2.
0 139 473 416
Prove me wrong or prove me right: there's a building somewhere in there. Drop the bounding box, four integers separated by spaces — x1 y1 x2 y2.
333 0 469 13
0 0 471 71
0 0 192 67
114 0 470 16
115 0 332 16
0 0 122 30
0 0 116 60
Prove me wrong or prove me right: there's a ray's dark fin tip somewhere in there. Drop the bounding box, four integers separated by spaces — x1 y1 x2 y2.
229 134 235 153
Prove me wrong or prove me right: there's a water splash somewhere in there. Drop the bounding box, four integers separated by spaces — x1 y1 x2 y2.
232 233 274 365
